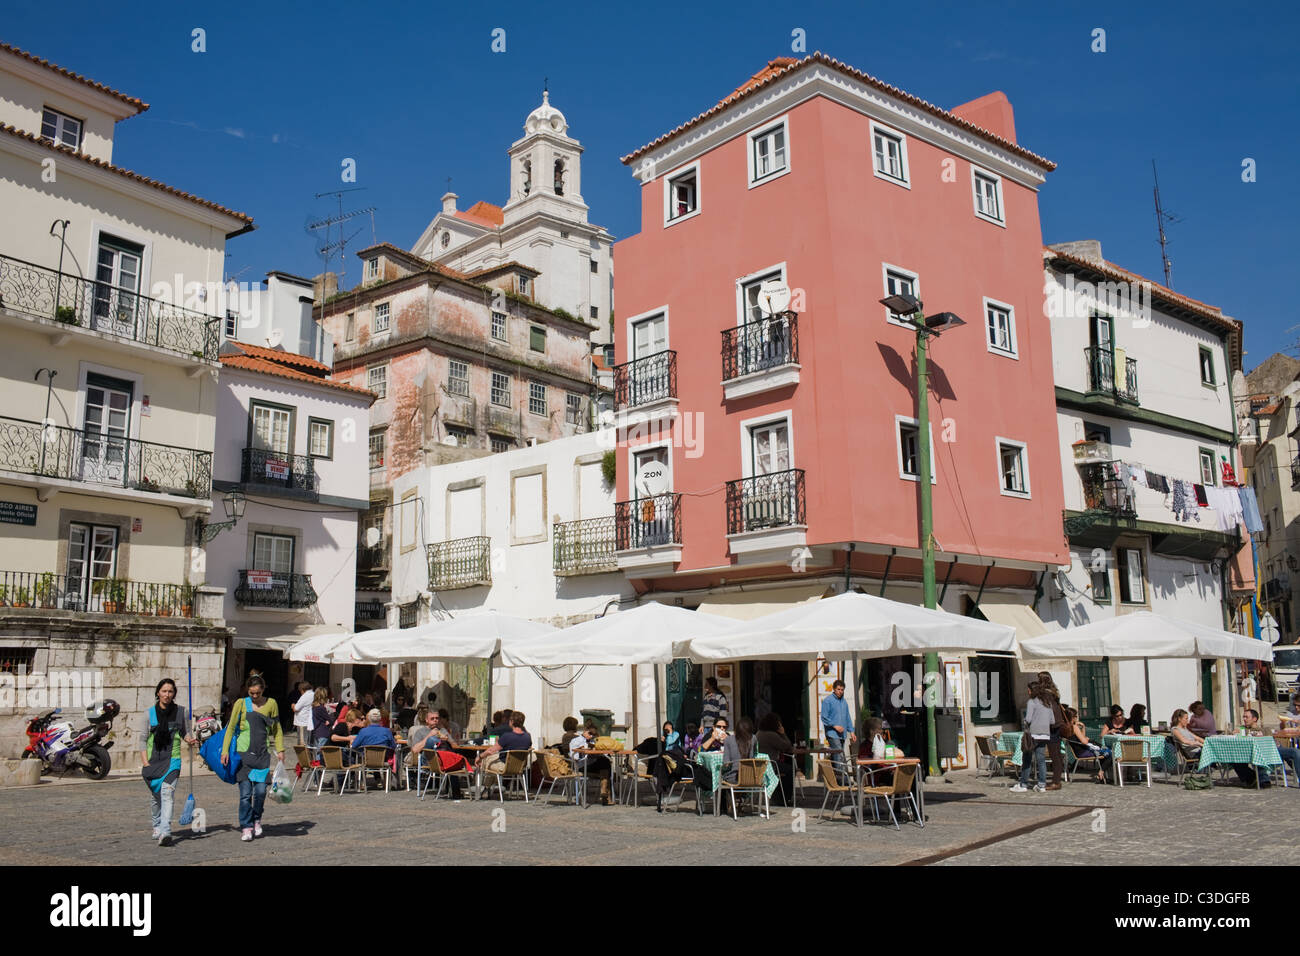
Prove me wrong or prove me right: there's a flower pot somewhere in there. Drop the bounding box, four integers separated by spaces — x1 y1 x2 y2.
102 601 121 614
180 605 192 617
157 607 173 617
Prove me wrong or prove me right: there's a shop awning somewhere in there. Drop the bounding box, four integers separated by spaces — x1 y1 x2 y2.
695 584 831 621
974 595 1049 649
234 634 305 652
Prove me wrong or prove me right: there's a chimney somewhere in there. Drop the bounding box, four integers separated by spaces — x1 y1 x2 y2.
312 271 339 302
441 192 458 214
1049 240 1104 265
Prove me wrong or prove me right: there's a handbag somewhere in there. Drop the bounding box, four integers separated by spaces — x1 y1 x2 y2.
199 698 248 784
1021 732 1035 754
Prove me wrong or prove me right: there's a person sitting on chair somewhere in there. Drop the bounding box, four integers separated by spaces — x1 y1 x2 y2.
569 722 613 805
1100 705 1130 737
1063 706 1113 783
757 713 796 806
1229 708 1291 788
1170 709 1205 764
408 709 465 797
1186 701 1217 737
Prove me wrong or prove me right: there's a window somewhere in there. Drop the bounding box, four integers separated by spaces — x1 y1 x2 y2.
67 523 117 610
985 300 1017 357
529 381 547 416
871 123 909 185
224 311 238 339
445 424 475 446
491 437 512 454
491 371 511 408
308 418 333 459
895 416 936 483
345 313 356 342
1118 547 1146 604
997 439 1030 497
1076 659 1113 722
740 268 785 325
1199 346 1216 386
566 392 582 426
530 326 546 352
41 107 82 149
253 533 294 573
93 234 142 325
491 311 507 341
749 120 788 184
368 429 386 470
554 160 565 196
519 276 531 297
590 260 599 274
1199 448 1217 486
882 266 919 327
665 164 700 224
250 402 292 454
972 168 1004 224
367 364 387 400
373 302 390 333
448 359 469 396
1090 558 1112 603
590 306 599 320
1083 421 1112 444
365 257 379 281
0 647 37 676
560 230 570 239
968 654 1016 724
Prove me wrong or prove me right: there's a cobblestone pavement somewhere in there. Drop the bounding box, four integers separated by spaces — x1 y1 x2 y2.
0 761 1292 865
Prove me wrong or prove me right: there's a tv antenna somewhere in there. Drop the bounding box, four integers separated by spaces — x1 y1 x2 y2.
308 187 377 283
1152 161 1182 288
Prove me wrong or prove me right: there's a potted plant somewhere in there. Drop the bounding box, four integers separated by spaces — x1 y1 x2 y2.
183 478 200 498
137 476 160 493
134 594 154 615
12 586 31 608
33 572 56 608
0 584 7 606
179 582 197 618
54 305 78 324
94 578 127 614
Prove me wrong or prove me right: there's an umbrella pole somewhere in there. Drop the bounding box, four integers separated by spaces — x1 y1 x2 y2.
485 652 495 733
654 663 662 751
1143 658 1152 727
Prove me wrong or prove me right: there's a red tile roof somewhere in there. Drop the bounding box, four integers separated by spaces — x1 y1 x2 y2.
0 124 252 227
219 353 375 400
621 52 1055 171
355 242 472 281
454 201 505 228
227 341 332 374
463 260 540 280
0 42 148 115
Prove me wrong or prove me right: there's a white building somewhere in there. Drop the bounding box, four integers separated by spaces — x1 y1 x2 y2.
411 91 614 347
390 430 635 742
225 270 333 367
1038 240 1252 724
207 341 373 707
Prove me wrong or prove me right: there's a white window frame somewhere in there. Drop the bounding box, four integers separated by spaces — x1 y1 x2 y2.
491 311 507 341
448 359 469 396
308 418 333 459
529 381 547 417
626 441 674 497
971 166 1006 226
1199 448 1217 486
367 363 387 400
344 312 356 342
894 415 937 484
365 257 379 281
736 262 788 327
368 429 386 471
490 371 511 408
663 161 701 227
738 410 795 479
869 120 911 188
881 263 921 330
566 392 582 425
747 116 791 188
996 437 1031 498
41 106 82 149
252 533 295 573
625 306 670 360
1118 546 1147 605
983 297 1018 359
1199 346 1217 386
373 301 390 333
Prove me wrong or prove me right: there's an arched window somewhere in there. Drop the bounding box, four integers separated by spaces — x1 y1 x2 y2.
521 159 531 197
554 159 565 196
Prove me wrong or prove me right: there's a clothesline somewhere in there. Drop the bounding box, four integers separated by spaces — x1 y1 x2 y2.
1106 459 1263 535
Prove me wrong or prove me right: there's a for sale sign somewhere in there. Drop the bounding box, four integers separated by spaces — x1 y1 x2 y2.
247 570 273 589
265 459 289 481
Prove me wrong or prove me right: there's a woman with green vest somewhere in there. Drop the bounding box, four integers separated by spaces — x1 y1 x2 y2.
221 674 285 842
141 677 195 847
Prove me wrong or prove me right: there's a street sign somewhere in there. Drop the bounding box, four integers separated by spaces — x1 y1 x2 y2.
1260 612 1280 645
0 501 36 526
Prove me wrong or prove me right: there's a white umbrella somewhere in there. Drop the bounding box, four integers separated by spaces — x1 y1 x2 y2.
498 602 738 667
686 591 1015 662
345 611 557 664
285 629 354 663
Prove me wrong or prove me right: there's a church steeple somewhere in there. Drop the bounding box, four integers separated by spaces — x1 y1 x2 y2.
505 88 586 221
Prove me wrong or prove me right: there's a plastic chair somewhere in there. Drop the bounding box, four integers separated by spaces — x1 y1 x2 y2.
975 735 1016 777
535 750 582 804
1115 739 1150 788
293 745 324 793
860 764 920 829
720 757 770 820
816 758 857 822
417 751 474 800
485 749 533 802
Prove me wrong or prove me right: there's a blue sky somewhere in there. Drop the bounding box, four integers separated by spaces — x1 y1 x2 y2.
7 1 1298 370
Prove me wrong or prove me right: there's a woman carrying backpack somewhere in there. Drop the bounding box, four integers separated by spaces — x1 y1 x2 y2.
220 674 285 843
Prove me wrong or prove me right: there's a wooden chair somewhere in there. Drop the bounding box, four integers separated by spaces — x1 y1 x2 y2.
816 758 857 823
860 764 920 829
720 757 770 820
293 745 324 793
1064 738 1106 784
485 749 533 803
1115 739 1150 788
536 750 582 804
417 751 475 800
351 745 393 794
974 735 1016 777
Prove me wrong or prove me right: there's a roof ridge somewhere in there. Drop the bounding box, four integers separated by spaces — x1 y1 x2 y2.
219 353 375 400
0 42 148 114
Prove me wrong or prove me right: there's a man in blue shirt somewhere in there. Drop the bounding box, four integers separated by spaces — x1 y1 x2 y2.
820 679 857 783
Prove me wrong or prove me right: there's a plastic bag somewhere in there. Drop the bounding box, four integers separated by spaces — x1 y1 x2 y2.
269 760 294 804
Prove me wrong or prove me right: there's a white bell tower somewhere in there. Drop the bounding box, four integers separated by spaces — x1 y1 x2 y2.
503 88 588 225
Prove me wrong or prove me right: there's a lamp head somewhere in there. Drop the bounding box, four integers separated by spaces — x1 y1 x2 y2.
223 490 246 521
924 312 966 334
879 293 923 317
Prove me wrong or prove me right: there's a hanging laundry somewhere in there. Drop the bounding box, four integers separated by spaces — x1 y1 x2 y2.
1171 480 1190 522
1130 465 1148 487
1193 484 1209 507
1240 486 1264 534
1220 458 1239 487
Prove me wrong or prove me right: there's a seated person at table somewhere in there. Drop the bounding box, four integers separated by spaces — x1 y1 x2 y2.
699 717 729 753
484 710 512 738
1279 693 1300 729
858 716 888 760
1124 704 1148 735
477 712 533 774
569 722 613 805
1101 705 1130 736
683 722 702 756
1229 708 1293 788
721 717 757 784
408 710 466 797
1187 701 1217 736
1063 706 1113 783
757 713 796 805
437 708 463 741
393 694 417 733
351 709 397 751
1170 709 1205 761
559 716 581 752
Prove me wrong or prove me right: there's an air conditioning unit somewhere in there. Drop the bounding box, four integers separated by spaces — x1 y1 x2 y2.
1072 439 1112 464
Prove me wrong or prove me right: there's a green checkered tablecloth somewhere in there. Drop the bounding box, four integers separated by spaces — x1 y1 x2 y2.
697 749 779 797
1197 735 1282 772
1102 734 1179 770
997 732 1068 768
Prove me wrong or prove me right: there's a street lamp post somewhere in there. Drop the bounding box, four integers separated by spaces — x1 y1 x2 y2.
196 491 247 543
881 294 965 777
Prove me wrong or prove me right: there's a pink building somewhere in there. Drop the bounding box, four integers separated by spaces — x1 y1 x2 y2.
613 55 1071 745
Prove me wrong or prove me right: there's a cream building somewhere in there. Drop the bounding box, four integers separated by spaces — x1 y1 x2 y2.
0 43 251 755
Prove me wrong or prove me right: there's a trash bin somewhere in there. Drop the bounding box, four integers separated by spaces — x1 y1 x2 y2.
935 711 960 760
579 708 614 736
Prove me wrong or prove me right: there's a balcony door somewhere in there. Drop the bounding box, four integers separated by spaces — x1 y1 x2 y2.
80 374 132 485
747 421 794 529
92 235 143 335
631 447 672 546
1089 314 1115 391
67 523 117 611
250 403 292 454
739 271 790 374
252 533 295 604
629 314 667 405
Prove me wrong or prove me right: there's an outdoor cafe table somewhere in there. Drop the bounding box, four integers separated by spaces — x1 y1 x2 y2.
696 750 779 816
996 732 1069 770
1197 736 1284 788
1102 734 1180 779
855 757 924 829
572 749 638 806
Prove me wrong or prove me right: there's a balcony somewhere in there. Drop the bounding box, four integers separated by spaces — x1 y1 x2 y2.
358 536 391 572
613 351 678 422
725 469 807 563
0 415 211 500
0 570 197 617
240 448 318 498
615 493 682 575
1085 346 1139 405
483 405 521 438
427 536 492 590
1078 461 1137 516
0 253 221 364
721 313 800 400
234 570 318 609
553 516 618 576
1263 575 1291 604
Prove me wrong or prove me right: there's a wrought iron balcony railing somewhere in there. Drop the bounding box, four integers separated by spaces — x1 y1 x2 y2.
0 253 221 361
615 493 682 550
725 468 806 534
0 570 197 616
614 350 677 408
1085 346 1139 404
0 415 211 497
1292 454 1300 490
553 515 618 575
1078 461 1137 516
240 448 318 496
234 570 318 608
1263 576 1291 603
427 536 492 590
722 313 799 381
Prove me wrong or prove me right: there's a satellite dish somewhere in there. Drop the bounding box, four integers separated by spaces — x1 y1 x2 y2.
364 526 381 548
757 279 791 316
266 328 284 349
636 460 668 497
